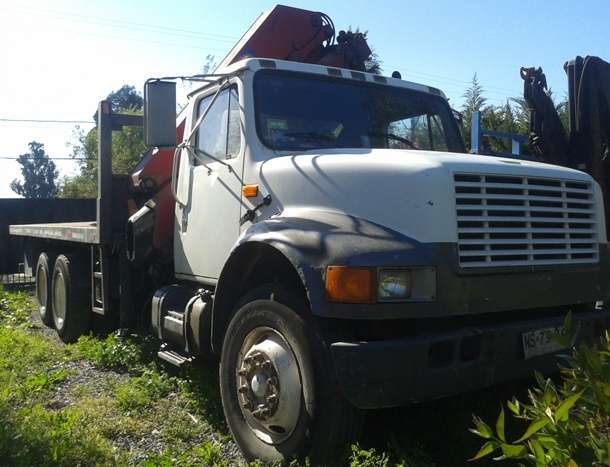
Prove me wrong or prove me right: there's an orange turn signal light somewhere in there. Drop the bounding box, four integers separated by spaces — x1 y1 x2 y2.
325 266 375 304
242 184 259 198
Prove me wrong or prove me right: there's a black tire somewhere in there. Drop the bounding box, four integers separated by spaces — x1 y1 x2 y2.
51 254 90 343
35 252 55 327
219 286 362 465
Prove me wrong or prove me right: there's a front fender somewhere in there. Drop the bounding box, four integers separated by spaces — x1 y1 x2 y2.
222 210 436 317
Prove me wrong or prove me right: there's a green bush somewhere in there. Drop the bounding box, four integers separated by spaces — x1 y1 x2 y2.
349 444 391 467
470 326 610 466
75 333 156 372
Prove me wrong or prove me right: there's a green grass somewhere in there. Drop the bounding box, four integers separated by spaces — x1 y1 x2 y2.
140 442 230 467
0 286 229 466
0 286 516 466
0 286 34 328
75 333 157 372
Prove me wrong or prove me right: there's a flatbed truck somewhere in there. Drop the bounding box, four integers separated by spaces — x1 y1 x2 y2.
10 6 610 463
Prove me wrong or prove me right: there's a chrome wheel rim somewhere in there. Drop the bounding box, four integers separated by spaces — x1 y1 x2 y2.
36 265 47 315
236 326 302 444
53 271 66 329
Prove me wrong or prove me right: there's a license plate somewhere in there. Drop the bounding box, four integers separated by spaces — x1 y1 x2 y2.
522 326 566 359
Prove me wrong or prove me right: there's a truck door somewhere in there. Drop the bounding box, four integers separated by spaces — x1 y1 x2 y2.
174 83 244 282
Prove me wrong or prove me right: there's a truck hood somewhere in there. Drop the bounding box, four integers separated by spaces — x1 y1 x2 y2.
258 148 600 243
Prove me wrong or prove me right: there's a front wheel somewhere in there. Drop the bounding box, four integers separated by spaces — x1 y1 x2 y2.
219 287 362 465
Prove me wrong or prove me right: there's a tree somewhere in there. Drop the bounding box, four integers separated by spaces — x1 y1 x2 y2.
202 54 217 74
10 142 58 198
462 73 487 115
457 74 571 156
107 85 143 112
345 27 381 74
59 85 146 198
461 74 488 149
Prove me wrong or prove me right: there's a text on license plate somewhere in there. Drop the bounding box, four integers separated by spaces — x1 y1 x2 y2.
522 326 566 359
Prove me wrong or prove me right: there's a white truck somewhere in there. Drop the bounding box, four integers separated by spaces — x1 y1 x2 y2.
10 6 610 464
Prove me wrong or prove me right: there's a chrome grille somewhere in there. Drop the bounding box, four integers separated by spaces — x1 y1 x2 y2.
454 173 599 268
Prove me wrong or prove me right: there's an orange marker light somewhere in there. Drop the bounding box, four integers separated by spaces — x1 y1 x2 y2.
242 184 259 198
325 266 375 304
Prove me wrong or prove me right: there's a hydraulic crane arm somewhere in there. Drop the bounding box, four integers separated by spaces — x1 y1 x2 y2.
216 5 372 72
520 66 570 166
521 55 610 229
565 56 610 187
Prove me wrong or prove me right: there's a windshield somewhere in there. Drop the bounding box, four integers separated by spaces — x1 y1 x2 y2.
254 70 465 153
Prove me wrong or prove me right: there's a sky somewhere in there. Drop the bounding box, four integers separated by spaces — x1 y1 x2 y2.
1 0 609 197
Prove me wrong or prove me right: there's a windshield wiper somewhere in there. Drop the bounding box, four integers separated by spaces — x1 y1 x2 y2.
283 131 336 142
368 131 418 149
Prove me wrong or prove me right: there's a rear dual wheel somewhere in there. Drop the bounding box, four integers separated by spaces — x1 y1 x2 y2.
51 254 90 343
35 252 55 327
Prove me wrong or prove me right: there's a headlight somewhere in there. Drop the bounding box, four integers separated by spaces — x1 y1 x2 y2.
378 269 411 301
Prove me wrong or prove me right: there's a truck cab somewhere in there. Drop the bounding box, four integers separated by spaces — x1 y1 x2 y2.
172 58 465 282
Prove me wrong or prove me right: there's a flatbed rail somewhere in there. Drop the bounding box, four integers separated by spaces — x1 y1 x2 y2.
9 221 99 244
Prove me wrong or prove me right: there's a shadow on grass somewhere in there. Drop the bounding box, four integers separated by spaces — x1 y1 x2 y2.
179 359 230 434
360 380 533 467
75 326 538 465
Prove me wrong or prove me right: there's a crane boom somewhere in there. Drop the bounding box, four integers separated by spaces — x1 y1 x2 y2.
216 5 372 73
521 56 610 230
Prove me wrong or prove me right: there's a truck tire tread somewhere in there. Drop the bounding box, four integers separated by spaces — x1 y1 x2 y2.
36 252 55 327
52 254 90 343
219 284 362 465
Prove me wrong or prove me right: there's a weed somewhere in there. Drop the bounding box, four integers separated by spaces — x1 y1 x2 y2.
115 368 179 411
0 285 33 328
181 362 227 431
0 403 116 466
139 441 228 467
349 444 390 467
0 327 73 405
192 441 228 466
75 333 156 372
470 321 610 465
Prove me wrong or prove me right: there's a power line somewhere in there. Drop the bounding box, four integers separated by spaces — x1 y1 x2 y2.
59 28 229 54
5 5 530 100
0 118 94 124
5 5 239 43
386 64 523 97
1 6 232 56
0 156 89 161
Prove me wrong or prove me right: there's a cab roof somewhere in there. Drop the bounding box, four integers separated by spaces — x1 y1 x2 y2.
206 57 448 100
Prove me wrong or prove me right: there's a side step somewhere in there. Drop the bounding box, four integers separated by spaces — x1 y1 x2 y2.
157 346 193 368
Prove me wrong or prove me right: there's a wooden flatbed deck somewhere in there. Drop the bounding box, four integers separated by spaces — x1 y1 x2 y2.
9 221 99 244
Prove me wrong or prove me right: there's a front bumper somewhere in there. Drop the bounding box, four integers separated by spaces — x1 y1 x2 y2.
330 309 610 409
320 244 610 319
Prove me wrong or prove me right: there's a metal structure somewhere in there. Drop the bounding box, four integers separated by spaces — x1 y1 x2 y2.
10 102 143 317
521 56 610 228
470 110 526 156
216 4 372 72
1 272 35 287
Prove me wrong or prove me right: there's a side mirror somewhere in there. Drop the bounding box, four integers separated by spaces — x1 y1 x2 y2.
144 80 177 148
